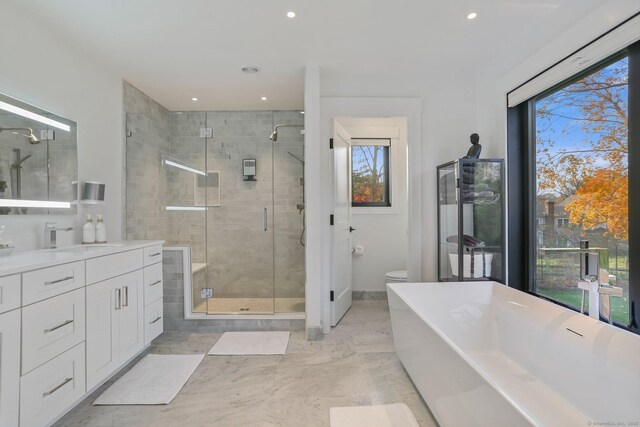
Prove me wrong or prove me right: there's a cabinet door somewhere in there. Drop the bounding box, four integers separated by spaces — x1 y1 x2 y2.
86 279 120 391
0 309 20 427
118 270 144 362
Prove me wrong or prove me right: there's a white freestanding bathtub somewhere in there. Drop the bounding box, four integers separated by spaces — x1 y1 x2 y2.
387 281 640 427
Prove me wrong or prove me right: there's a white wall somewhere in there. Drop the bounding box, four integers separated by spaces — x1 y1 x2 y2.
475 0 640 160
336 118 408 292
0 1 123 251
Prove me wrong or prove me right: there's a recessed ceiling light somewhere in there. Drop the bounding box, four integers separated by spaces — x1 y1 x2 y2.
467 12 477 20
192 97 198 101
287 11 296 18
242 65 260 73
261 97 268 101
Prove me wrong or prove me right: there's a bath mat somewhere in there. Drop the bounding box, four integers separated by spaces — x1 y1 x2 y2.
208 331 290 355
330 403 419 427
93 354 205 405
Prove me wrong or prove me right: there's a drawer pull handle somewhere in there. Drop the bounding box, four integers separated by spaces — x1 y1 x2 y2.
44 319 74 333
115 288 121 310
123 286 129 307
43 377 73 397
150 316 162 325
149 280 162 287
45 276 74 286
149 252 162 257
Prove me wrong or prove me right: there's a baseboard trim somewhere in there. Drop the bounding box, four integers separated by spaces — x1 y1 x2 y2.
352 291 388 300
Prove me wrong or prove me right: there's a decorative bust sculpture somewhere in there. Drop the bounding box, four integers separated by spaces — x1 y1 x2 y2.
463 133 482 159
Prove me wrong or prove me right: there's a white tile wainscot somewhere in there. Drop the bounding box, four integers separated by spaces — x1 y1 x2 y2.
0 240 163 427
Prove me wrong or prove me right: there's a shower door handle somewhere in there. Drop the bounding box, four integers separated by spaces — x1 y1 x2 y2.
263 208 268 232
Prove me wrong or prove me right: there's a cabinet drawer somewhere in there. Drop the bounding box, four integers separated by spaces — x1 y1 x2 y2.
0 274 20 314
86 249 143 284
143 244 163 266
144 297 163 345
20 343 86 427
143 262 163 305
23 261 85 305
22 288 86 374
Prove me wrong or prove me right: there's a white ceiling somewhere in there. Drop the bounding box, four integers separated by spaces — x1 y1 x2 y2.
10 0 607 111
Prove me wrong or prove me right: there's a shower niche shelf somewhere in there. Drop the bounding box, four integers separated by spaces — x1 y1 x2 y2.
437 158 505 283
192 262 207 274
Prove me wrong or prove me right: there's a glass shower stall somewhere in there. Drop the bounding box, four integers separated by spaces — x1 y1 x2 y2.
125 110 305 315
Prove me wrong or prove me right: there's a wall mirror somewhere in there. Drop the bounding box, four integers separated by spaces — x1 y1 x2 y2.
0 92 78 215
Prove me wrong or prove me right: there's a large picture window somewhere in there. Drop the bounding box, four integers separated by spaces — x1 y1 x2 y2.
507 39 640 335
351 139 391 207
534 55 629 324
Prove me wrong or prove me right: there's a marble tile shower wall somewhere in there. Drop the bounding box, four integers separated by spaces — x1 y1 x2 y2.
123 81 171 240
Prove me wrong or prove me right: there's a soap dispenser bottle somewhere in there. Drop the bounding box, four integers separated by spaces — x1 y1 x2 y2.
95 214 107 243
83 215 95 244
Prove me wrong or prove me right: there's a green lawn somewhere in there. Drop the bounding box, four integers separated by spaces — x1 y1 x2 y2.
537 288 629 325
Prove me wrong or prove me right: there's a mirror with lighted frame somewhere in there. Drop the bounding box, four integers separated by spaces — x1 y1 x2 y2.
0 92 78 215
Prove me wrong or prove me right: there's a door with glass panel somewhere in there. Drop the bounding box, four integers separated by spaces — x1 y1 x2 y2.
205 112 275 314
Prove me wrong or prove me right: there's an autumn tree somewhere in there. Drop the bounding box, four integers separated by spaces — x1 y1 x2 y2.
536 57 628 241
352 145 386 203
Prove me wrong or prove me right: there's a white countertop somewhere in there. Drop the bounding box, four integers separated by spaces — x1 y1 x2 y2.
0 240 164 277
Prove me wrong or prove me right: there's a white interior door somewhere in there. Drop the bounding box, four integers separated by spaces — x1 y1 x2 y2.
331 120 353 326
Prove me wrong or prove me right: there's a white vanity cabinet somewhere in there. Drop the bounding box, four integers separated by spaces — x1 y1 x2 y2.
0 240 163 427
0 308 20 427
86 269 144 390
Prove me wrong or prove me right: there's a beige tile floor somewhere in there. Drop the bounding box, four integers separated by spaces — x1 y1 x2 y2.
54 301 437 427
193 297 306 314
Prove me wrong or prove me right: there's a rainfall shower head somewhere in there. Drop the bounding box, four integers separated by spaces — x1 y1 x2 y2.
268 124 304 142
0 127 40 144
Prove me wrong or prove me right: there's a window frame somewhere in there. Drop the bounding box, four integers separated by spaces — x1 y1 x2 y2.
350 138 392 208
507 42 640 335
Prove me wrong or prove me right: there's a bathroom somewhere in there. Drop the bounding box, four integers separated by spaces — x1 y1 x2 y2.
0 1 639 426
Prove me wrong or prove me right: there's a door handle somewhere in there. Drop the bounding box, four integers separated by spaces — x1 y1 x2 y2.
123 286 129 307
263 208 268 232
349 226 356 233
115 288 121 310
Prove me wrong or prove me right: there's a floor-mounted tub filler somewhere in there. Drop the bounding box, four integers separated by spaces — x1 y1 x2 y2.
387 281 640 427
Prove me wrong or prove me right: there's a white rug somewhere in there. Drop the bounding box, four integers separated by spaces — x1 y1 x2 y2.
330 404 420 427
94 354 205 405
208 331 290 355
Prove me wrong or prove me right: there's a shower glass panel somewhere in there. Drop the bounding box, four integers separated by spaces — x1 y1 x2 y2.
125 111 208 313
166 112 208 313
126 108 305 316
205 112 274 314
273 111 305 313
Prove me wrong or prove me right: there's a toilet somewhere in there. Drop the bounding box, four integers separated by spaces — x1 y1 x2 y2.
385 270 407 283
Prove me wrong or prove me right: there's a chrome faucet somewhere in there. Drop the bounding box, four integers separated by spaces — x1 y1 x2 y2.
44 222 73 249
577 243 623 324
